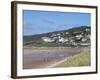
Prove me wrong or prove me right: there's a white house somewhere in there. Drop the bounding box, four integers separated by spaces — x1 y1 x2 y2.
86 28 90 32
42 37 54 42
75 34 83 39
64 38 69 42
81 38 87 42
58 38 68 43
58 38 65 43
75 34 82 38
80 43 90 46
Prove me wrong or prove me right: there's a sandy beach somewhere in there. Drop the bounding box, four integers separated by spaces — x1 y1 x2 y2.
23 47 87 69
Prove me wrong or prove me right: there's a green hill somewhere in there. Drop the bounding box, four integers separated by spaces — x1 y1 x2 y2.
23 26 90 47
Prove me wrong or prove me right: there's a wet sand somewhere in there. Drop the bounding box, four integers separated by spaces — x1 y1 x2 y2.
23 47 84 69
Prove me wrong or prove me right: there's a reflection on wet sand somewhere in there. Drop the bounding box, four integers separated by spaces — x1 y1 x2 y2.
23 47 82 69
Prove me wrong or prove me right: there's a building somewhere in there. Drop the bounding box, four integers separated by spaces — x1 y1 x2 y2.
42 37 54 42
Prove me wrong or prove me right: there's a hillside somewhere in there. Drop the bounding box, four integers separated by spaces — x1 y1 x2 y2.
23 26 91 47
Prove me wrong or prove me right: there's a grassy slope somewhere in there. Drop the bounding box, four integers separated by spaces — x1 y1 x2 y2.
55 48 91 67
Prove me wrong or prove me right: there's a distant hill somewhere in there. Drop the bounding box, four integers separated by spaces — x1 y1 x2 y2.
23 26 91 47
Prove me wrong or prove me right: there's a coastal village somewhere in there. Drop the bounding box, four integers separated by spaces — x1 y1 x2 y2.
41 27 90 47
24 26 91 47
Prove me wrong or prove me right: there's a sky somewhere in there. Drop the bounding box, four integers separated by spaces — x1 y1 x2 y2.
23 10 91 36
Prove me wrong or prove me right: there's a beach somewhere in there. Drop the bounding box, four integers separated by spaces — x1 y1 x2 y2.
23 47 90 69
